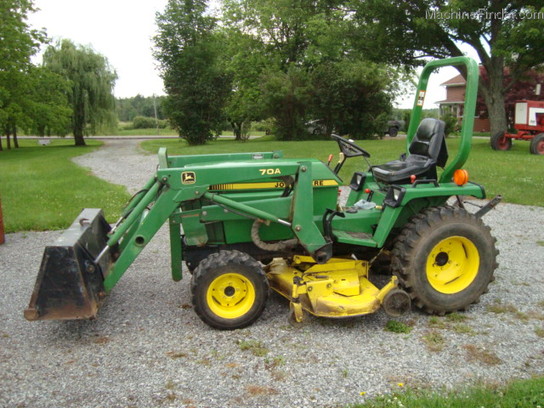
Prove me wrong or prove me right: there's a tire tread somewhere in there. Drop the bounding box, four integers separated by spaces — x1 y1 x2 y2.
391 205 498 314
191 250 269 330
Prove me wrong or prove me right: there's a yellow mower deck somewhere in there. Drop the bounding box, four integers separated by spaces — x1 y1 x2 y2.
266 256 399 321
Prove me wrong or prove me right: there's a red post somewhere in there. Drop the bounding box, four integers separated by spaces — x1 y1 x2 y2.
0 198 5 245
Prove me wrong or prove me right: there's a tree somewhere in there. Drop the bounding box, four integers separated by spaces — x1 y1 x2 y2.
43 39 117 146
116 95 167 122
24 66 72 136
223 0 348 69
221 31 269 140
352 0 544 136
0 0 45 151
308 61 394 139
223 0 338 140
260 67 312 140
154 0 232 145
222 0 396 140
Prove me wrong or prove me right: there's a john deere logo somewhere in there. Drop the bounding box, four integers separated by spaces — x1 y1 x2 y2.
182 172 196 184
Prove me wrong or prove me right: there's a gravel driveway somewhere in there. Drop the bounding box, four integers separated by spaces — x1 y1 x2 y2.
1 140 543 408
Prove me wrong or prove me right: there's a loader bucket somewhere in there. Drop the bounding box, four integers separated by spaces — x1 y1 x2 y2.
24 209 112 321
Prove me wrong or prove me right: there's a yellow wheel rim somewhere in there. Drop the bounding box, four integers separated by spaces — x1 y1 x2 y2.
426 236 480 294
206 273 256 319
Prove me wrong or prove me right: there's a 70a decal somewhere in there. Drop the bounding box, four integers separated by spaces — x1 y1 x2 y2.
259 168 282 175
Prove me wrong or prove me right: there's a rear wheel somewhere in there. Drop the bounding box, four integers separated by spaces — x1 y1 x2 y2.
391 206 498 314
490 131 512 151
388 127 399 137
191 250 269 330
530 133 544 155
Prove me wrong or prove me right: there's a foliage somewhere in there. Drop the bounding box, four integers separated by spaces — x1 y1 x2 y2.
441 112 459 137
221 30 269 140
0 0 47 150
23 66 72 136
308 61 393 139
224 0 310 140
116 94 167 122
260 67 311 140
252 119 274 134
131 115 168 130
0 139 130 232
224 0 348 69
152 0 396 142
0 0 44 73
219 0 395 140
154 0 232 145
43 39 117 145
391 109 416 133
351 0 544 135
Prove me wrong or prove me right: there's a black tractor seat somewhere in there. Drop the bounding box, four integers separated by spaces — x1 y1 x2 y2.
372 118 448 184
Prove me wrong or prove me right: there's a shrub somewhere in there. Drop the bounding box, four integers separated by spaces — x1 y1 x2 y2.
253 119 274 134
132 116 168 129
441 112 459 136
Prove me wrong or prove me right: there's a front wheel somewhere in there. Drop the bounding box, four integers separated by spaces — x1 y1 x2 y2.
490 131 512 151
391 206 498 314
530 133 544 155
191 250 269 330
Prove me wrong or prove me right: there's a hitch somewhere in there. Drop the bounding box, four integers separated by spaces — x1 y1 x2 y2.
475 195 502 218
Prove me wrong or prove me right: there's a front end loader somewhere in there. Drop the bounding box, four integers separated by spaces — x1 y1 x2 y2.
25 57 500 329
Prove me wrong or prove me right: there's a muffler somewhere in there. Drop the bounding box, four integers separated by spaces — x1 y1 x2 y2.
24 209 112 321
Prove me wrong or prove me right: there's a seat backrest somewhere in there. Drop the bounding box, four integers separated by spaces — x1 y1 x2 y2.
408 118 448 167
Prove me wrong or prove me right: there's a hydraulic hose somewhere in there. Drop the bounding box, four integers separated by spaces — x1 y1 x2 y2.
251 219 298 252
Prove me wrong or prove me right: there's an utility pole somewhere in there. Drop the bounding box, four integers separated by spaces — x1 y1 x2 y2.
153 94 160 136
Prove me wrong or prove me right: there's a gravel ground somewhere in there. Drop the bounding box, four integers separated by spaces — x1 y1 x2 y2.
1 140 544 408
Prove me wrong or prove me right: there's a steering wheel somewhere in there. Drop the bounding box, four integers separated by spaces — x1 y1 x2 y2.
331 134 371 158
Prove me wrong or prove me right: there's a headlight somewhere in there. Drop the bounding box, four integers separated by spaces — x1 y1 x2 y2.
384 186 406 208
349 172 366 191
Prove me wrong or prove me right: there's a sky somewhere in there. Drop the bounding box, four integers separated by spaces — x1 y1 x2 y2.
26 1 475 108
28 0 169 98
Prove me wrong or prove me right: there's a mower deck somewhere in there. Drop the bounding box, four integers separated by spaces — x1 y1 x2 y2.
266 256 399 320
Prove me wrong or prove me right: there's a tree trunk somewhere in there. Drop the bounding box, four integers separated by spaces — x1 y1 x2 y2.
480 59 508 136
13 125 19 148
74 134 86 146
231 121 242 141
73 102 87 146
485 93 508 136
6 133 11 150
0 135 3 151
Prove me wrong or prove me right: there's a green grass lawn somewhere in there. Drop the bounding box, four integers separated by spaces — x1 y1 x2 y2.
351 376 544 408
0 139 130 232
141 136 544 207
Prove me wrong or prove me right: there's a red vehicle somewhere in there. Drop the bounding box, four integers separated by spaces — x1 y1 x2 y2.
491 100 544 155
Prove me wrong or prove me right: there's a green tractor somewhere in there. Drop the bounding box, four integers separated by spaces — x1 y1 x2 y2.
25 57 500 329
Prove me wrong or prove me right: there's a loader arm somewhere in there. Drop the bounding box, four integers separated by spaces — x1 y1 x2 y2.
106 158 332 289
25 149 338 321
